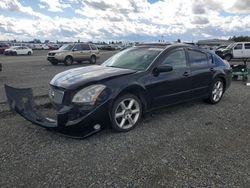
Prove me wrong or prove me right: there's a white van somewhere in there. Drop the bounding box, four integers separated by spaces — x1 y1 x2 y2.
215 42 250 61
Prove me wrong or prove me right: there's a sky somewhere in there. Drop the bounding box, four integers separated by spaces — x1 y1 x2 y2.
0 0 250 42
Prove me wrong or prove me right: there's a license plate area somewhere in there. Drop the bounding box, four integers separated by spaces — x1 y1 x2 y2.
49 87 64 104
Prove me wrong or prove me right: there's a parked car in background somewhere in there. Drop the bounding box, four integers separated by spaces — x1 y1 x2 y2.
216 42 250 61
5 44 232 137
47 43 100 65
0 43 9 54
48 44 59 50
42 44 49 50
102 45 116 50
4 46 33 56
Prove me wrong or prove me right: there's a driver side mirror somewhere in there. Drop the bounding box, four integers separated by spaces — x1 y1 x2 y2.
153 65 173 76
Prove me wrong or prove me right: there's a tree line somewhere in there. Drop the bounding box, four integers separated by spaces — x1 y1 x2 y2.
229 36 250 42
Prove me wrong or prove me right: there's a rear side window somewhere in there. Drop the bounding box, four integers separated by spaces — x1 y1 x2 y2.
82 44 91 50
90 44 97 50
244 43 250 49
188 50 208 66
234 44 242 50
207 53 213 64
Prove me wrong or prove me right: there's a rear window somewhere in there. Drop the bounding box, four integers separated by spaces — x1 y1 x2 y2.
188 50 208 66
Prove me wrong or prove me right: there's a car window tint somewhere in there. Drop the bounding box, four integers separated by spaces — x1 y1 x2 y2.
207 53 213 64
244 43 250 49
82 44 91 50
161 49 187 68
73 44 83 51
90 44 97 50
234 44 242 50
189 50 208 66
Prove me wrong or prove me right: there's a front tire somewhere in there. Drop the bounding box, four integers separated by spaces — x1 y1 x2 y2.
110 94 142 132
205 78 224 104
27 51 31 55
64 56 73 66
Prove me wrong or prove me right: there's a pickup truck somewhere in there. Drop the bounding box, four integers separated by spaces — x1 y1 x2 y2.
215 42 250 61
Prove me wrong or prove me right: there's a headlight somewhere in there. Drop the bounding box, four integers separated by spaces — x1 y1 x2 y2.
72 84 106 105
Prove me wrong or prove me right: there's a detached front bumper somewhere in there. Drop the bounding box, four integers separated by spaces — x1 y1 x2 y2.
5 85 110 138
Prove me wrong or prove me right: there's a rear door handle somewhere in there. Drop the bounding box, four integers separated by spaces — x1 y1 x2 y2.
210 68 215 72
183 72 189 77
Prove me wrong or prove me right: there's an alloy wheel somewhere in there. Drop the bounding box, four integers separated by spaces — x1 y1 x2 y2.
212 81 224 102
114 98 140 130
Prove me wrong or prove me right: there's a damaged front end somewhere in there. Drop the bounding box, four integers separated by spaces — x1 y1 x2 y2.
4 85 109 138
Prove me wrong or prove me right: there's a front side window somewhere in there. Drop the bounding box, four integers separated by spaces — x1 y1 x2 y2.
161 49 187 69
73 44 83 51
234 44 243 50
189 50 208 66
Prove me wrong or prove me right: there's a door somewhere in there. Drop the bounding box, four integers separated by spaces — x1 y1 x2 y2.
146 48 191 108
243 43 250 58
17 47 24 55
233 43 243 58
72 44 83 60
188 49 214 98
81 44 92 60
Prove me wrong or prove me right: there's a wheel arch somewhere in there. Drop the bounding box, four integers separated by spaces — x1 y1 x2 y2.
110 84 150 115
213 73 227 92
64 55 73 61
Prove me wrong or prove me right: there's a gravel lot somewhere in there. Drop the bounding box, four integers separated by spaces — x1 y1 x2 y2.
0 51 250 187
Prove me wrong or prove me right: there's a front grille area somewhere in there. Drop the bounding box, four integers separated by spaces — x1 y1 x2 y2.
49 87 64 104
48 52 56 56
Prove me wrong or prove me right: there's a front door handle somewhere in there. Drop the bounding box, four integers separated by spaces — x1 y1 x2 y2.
210 68 215 72
183 72 189 77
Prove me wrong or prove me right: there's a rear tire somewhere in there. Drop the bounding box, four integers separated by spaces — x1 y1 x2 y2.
90 55 96 64
110 94 142 132
13 52 17 56
64 56 73 66
205 78 224 104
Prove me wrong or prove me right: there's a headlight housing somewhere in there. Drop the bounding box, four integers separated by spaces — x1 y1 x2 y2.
72 84 106 105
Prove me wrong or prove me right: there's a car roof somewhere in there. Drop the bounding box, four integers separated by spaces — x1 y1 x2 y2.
135 43 214 55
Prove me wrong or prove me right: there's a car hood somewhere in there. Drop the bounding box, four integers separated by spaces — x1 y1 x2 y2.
50 65 137 90
5 48 15 51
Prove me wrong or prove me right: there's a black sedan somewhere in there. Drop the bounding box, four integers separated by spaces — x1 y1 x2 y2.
5 44 232 138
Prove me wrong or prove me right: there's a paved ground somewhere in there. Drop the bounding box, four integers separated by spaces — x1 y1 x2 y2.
0 51 250 187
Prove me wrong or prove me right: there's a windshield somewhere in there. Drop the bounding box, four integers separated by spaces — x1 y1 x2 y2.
102 47 162 71
59 44 74 50
226 43 235 50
